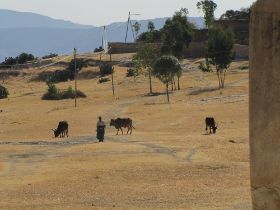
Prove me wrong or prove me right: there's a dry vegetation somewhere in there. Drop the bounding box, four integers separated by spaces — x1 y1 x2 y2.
0 53 251 209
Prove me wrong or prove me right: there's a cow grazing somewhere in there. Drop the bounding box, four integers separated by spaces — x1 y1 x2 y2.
110 118 135 135
205 117 218 134
53 121 69 138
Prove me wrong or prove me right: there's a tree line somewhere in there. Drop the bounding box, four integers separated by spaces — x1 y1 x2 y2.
131 0 254 101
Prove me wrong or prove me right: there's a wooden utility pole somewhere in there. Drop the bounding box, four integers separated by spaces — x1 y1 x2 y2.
74 48 77 107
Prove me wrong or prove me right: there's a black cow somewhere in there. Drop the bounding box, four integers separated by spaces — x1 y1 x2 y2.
110 118 135 135
205 117 218 134
53 121 69 138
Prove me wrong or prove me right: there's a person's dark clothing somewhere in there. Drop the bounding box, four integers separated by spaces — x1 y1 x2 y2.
96 121 106 142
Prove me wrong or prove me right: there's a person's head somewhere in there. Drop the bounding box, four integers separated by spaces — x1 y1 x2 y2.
99 116 102 121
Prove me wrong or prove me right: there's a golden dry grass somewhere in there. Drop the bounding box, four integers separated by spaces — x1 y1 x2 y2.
0 55 251 209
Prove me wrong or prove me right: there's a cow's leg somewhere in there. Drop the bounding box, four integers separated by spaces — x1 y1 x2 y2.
120 127 123 135
116 128 119 135
127 127 130 135
206 125 208 133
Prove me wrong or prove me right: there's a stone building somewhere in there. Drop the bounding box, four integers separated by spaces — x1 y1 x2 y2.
250 0 280 209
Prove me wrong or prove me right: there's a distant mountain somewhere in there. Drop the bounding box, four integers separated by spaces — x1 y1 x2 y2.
0 9 92 29
0 10 205 61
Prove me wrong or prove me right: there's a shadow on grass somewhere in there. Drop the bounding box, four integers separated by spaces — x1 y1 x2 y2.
188 87 220 96
142 92 174 97
202 133 212 136
144 102 169 106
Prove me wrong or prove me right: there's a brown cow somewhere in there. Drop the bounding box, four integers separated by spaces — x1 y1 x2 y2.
205 117 218 134
52 121 69 138
110 118 135 135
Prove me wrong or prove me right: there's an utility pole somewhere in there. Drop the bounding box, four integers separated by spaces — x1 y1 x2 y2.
125 12 141 43
73 48 77 107
125 12 131 43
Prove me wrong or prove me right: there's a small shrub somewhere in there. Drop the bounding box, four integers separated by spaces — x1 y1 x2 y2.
42 84 86 100
47 83 59 95
126 68 140 78
198 61 212 72
42 83 60 100
98 78 110 83
99 63 113 76
42 53 58 59
126 68 134 77
60 87 87 99
31 71 54 82
94 46 104 53
32 70 72 83
33 59 88 83
0 85 9 99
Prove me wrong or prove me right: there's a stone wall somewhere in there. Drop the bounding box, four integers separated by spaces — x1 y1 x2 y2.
250 0 280 209
108 42 139 54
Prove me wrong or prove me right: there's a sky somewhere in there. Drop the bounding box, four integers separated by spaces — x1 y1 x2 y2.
0 0 256 26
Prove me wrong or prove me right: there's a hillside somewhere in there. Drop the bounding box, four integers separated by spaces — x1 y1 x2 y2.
0 53 251 209
0 10 204 61
0 9 92 29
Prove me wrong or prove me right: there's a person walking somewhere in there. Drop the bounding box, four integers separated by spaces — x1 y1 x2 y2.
96 116 106 142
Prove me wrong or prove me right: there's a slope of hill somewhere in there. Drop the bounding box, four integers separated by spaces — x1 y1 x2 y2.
0 9 92 29
0 10 204 61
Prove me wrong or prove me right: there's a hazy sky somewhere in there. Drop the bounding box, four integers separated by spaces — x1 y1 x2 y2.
0 0 256 26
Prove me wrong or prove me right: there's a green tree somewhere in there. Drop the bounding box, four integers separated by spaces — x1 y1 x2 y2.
220 8 250 20
206 26 234 89
197 0 217 28
133 43 160 94
161 8 193 59
17 53 35 64
67 58 88 80
137 21 161 43
153 56 182 103
133 22 141 40
130 59 143 81
1 57 17 66
148 21 155 32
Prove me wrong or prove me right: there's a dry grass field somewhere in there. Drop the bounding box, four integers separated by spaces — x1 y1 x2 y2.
0 54 251 209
